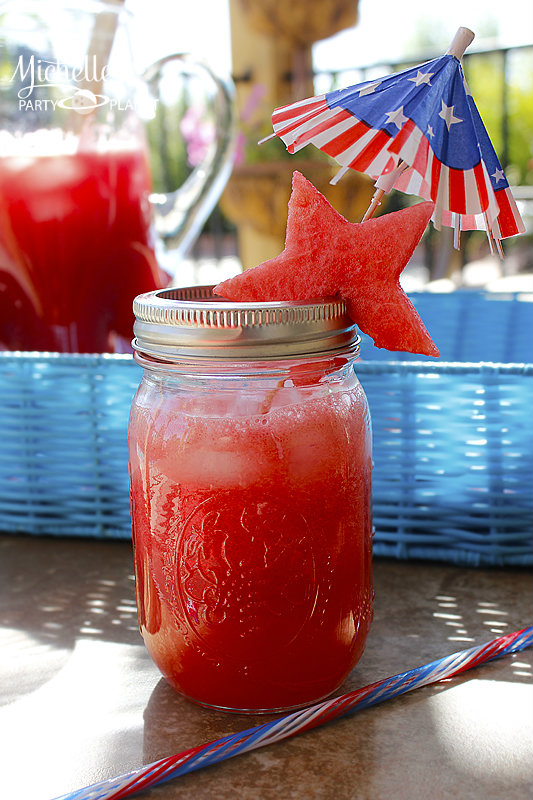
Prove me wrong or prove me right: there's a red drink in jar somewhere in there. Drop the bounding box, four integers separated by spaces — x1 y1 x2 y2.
0 145 166 352
128 287 373 712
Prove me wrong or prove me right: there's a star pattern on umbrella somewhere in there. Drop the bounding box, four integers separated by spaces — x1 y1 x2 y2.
409 70 433 86
438 101 463 130
359 81 381 96
385 106 408 129
269 41 525 245
492 168 505 183
215 172 439 356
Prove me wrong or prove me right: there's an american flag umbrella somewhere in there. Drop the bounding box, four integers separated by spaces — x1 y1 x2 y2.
263 28 525 255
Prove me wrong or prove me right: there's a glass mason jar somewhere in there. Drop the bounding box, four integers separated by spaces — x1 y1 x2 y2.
128 286 373 713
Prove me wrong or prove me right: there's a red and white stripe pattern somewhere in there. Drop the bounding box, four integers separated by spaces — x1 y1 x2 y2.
271 95 525 244
272 96 398 182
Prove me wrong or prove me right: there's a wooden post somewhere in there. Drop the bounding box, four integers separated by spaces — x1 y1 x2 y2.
227 0 297 266
226 0 359 269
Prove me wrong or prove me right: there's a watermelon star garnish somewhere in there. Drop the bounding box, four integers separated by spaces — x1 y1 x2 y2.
214 171 439 357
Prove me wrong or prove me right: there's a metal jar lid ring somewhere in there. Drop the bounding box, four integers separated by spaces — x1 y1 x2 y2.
132 286 360 361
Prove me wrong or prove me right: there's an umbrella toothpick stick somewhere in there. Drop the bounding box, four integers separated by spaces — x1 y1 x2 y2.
446 27 475 58
360 160 410 222
360 192 383 222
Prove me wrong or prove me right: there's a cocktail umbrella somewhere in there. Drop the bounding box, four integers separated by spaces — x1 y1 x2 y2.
262 28 525 255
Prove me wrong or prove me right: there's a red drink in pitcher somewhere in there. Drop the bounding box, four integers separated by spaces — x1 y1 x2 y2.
0 145 167 352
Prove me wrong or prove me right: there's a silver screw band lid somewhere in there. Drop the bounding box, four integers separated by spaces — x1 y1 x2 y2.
132 286 360 361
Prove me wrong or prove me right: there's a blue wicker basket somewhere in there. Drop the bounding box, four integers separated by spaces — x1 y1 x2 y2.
0 290 531 566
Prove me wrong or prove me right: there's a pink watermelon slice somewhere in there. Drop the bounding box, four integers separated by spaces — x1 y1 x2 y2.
214 171 439 357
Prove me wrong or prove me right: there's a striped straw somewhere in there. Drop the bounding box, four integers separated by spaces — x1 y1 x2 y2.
53 626 532 800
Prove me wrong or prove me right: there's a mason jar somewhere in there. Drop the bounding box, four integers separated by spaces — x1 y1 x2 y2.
128 286 373 713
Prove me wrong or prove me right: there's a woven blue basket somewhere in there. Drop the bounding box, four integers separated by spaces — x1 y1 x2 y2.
0 290 531 566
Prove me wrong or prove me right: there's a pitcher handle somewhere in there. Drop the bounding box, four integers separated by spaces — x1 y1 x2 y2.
143 53 236 267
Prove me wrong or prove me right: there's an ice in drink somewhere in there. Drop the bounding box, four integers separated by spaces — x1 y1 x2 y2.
129 365 373 712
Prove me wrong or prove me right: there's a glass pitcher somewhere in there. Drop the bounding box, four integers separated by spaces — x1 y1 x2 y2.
0 0 235 352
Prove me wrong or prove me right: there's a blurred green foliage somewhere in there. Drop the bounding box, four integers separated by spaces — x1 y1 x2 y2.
464 48 533 185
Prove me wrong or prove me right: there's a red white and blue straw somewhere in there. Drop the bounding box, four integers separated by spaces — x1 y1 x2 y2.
53 626 532 800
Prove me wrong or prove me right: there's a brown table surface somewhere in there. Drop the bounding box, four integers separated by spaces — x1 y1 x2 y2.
0 533 531 800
